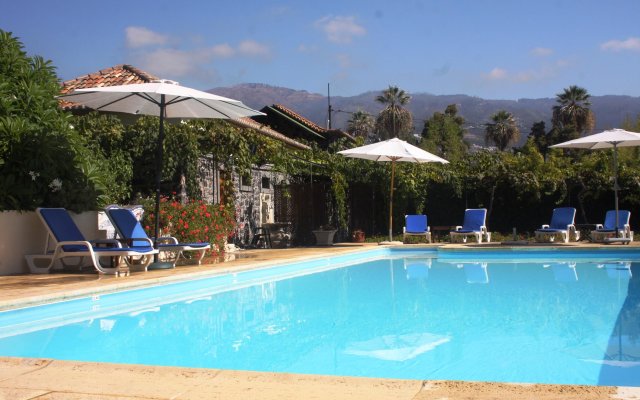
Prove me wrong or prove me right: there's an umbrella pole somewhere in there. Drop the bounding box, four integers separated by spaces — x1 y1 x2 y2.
613 143 620 236
153 95 166 261
389 160 396 242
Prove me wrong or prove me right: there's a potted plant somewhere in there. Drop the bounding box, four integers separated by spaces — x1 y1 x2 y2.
351 228 365 243
312 225 337 246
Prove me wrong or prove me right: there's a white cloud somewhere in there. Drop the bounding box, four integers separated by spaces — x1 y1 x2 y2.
238 40 271 58
483 59 570 84
486 68 508 80
124 27 271 82
125 26 169 48
315 15 366 44
137 48 207 77
601 37 640 52
530 47 553 57
210 44 235 58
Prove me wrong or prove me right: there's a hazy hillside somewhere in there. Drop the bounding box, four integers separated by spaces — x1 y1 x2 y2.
210 84 640 146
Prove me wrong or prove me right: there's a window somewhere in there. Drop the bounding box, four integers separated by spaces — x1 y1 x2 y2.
240 174 252 191
261 177 270 190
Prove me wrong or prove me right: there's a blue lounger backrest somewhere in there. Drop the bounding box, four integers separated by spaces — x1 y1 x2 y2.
549 207 576 229
38 208 87 252
108 208 151 248
603 210 631 230
405 214 427 233
462 209 486 231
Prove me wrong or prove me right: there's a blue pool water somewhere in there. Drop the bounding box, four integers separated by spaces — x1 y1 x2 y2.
0 248 639 387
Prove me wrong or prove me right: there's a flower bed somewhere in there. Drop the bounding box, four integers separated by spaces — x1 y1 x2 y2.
142 197 236 257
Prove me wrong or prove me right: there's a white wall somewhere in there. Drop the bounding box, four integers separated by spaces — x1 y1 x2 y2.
0 211 103 275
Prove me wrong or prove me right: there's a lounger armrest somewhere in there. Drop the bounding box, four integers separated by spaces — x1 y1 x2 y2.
427 226 431 232
541 224 550 229
55 240 94 251
156 237 179 245
454 226 462 231
91 239 122 248
480 226 487 234
122 237 155 247
403 227 407 234
594 224 603 230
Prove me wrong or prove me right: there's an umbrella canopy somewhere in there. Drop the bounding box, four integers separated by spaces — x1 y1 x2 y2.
60 79 262 119
338 138 448 242
551 128 640 235
59 79 264 264
550 128 640 150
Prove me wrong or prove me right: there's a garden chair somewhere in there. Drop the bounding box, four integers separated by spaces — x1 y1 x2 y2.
403 214 431 243
25 208 157 275
534 207 578 243
591 210 633 243
106 207 210 268
450 208 490 243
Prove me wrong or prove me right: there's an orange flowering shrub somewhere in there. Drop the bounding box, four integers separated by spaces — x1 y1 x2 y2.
142 196 236 257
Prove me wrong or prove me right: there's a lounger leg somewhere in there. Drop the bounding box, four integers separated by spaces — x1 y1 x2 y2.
91 254 121 275
25 255 56 274
196 249 207 265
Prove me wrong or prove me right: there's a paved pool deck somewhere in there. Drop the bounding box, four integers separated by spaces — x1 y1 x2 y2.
0 242 639 399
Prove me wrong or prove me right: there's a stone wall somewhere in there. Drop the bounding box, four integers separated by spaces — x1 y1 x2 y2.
233 166 282 247
197 157 286 247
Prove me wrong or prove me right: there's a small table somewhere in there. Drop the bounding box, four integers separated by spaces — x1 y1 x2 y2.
263 222 293 248
574 224 597 242
431 226 455 242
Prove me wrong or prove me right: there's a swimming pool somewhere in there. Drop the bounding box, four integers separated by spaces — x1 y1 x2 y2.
0 247 638 387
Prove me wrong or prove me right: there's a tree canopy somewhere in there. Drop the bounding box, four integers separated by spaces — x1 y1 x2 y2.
374 85 413 141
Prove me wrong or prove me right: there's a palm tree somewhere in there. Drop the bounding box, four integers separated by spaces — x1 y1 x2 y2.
374 85 413 141
346 110 374 142
484 110 520 151
551 85 595 142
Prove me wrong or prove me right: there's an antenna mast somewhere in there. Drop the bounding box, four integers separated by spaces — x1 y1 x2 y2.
327 83 332 129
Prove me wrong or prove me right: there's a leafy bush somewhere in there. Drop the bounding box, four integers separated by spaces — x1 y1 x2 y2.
141 196 236 257
0 30 109 211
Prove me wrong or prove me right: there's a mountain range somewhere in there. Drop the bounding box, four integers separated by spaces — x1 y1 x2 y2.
210 83 640 146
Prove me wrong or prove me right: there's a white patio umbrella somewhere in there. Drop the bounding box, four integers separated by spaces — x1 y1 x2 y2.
338 138 448 243
60 79 264 264
550 128 640 235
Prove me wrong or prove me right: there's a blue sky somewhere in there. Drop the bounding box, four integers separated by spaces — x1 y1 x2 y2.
3 0 640 99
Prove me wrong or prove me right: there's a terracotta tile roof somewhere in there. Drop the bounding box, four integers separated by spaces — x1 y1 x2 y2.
272 104 326 133
60 64 158 94
59 64 159 110
228 117 311 151
271 104 355 142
